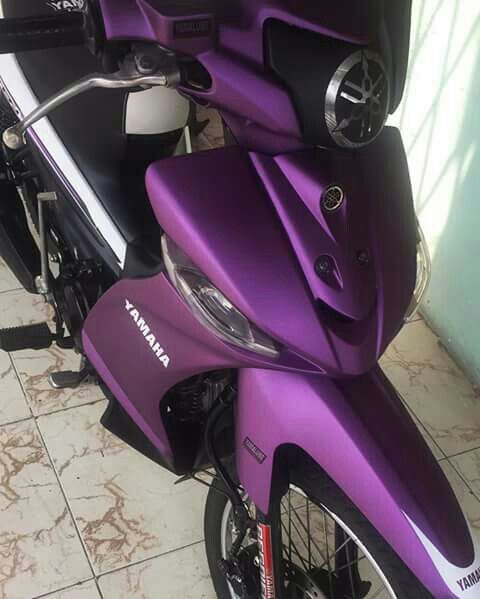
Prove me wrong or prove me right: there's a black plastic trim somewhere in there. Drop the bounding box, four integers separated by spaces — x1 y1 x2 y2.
0 177 41 293
265 19 363 147
100 396 178 473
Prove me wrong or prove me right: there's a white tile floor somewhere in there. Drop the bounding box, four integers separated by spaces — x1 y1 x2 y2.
0 111 479 598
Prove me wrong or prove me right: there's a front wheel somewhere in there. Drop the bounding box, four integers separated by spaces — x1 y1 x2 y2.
204 456 432 598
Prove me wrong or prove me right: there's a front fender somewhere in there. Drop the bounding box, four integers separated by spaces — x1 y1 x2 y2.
236 368 478 598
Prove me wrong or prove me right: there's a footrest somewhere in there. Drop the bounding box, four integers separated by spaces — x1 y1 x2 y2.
0 323 53 352
49 370 95 390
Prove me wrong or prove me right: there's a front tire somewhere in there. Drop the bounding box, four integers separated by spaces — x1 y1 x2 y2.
204 455 432 598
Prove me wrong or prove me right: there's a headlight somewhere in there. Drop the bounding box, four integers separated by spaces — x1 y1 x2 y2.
405 222 431 322
161 235 279 358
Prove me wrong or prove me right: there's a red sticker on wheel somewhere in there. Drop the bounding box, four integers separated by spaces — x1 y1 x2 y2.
258 523 276 599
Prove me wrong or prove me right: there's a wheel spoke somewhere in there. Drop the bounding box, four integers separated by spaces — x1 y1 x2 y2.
280 519 310 572
288 501 330 567
288 490 293 564
286 507 323 567
323 511 335 597
306 498 312 570
345 539 357 599
219 485 397 599
335 554 366 574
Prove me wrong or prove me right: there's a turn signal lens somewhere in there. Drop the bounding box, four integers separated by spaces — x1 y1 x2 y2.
405 222 431 322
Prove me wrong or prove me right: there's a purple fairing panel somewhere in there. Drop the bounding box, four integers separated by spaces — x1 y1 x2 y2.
235 367 474 597
99 0 382 59
97 1 383 146
98 0 302 140
97 0 215 54
145 130 416 377
188 51 301 140
254 127 418 364
82 272 320 469
213 0 383 64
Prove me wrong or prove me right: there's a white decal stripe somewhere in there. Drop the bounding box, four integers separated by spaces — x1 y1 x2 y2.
405 512 480 598
0 52 128 267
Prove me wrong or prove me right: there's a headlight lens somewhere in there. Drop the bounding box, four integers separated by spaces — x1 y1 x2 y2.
162 235 279 358
405 222 431 322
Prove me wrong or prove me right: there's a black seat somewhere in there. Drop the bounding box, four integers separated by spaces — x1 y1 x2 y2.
2 0 176 273
3 0 168 248
15 45 164 250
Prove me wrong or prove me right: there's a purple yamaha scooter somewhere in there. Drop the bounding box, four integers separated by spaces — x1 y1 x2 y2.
0 1 477 597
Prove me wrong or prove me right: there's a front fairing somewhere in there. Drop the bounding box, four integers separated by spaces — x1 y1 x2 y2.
146 127 417 377
83 126 416 474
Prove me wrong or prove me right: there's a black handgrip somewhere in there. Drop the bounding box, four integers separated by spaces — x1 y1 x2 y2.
0 13 86 54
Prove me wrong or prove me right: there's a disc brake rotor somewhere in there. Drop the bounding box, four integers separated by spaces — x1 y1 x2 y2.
285 561 328 599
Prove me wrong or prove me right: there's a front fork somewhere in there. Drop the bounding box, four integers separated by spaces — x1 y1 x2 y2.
257 514 281 599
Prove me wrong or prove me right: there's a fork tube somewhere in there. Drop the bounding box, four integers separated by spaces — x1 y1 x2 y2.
257 510 284 599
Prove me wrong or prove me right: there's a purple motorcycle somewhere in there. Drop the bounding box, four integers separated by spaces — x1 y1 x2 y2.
0 1 477 597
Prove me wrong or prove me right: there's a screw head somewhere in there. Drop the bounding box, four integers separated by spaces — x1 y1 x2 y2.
315 255 334 278
357 250 370 267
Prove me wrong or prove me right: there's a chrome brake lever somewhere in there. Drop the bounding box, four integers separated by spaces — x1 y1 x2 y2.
2 54 181 151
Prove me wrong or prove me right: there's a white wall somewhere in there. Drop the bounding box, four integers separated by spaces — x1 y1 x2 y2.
391 0 480 383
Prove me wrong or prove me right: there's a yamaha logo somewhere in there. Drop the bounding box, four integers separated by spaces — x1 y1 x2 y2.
325 50 390 149
322 185 345 212
457 567 480 592
125 299 171 368
47 0 85 11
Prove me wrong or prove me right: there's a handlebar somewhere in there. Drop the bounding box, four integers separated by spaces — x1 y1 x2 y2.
2 47 182 151
0 5 188 151
0 13 87 54
3 70 173 150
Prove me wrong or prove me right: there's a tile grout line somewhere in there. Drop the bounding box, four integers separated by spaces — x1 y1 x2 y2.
440 445 480 461
5 327 106 594
0 285 23 295
31 396 107 421
7 331 107 423
385 333 480 501
394 384 480 502
31 539 207 598
0 391 106 429
397 393 480 501
7 350 35 418
94 577 105 599
96 538 206 581
5 326 110 595
0 413 33 428
34 416 99 582
32 578 97 599
444 456 480 503
391 386 480 501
